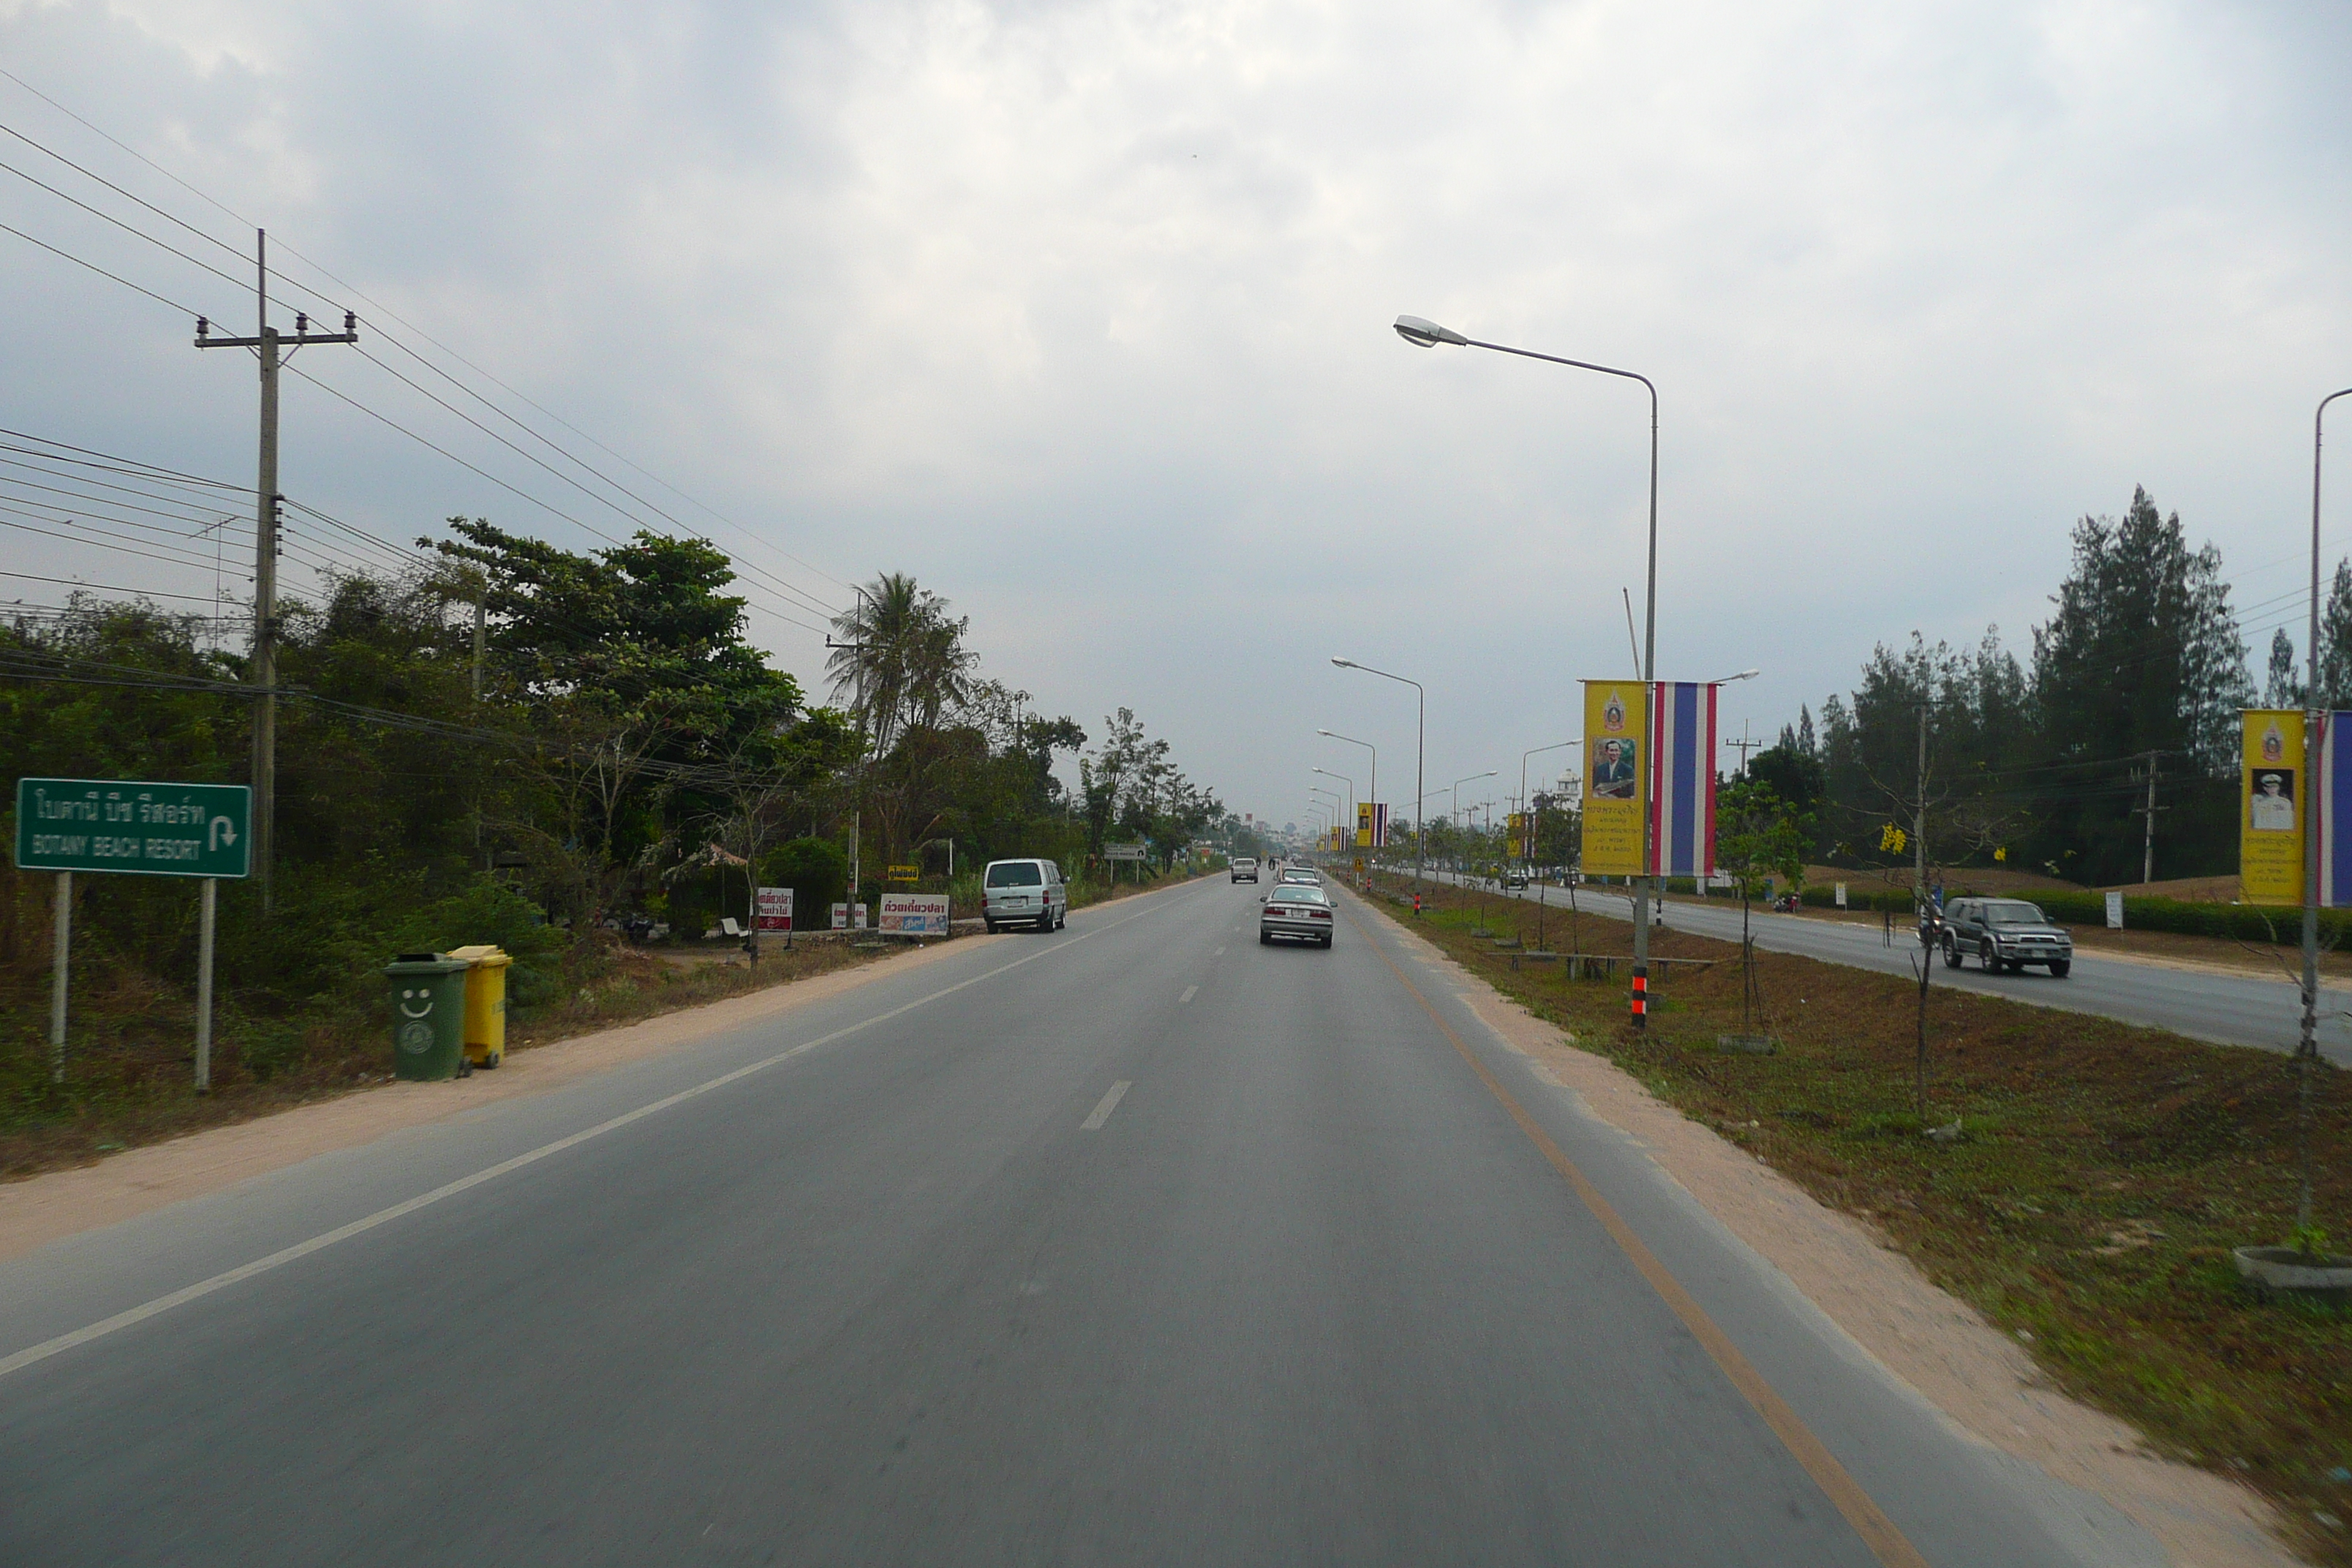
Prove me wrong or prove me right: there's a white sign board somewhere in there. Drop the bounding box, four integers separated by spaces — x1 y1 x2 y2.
756 886 794 932
2106 891 2125 930
831 902 867 930
1834 882 1848 908
830 902 847 930
1105 843 1147 862
878 891 951 936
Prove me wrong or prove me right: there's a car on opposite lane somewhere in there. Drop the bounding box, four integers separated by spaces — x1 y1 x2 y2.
1259 883 1335 948
1939 897 2073 976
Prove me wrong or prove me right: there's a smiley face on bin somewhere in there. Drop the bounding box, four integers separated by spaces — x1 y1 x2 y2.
397 987 437 1052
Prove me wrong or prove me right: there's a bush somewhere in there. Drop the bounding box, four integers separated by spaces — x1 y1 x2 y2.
763 837 848 928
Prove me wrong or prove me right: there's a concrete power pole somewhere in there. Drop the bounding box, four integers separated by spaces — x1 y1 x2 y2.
195 230 357 914
2130 751 2166 887
1914 704 1929 906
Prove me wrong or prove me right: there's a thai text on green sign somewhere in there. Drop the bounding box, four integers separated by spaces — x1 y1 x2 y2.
14 778 252 879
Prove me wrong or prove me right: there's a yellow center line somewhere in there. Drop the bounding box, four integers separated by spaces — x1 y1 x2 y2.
1338 894 1930 1568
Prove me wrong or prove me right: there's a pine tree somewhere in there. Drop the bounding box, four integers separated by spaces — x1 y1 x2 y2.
2265 627 2304 710
1796 705 1816 756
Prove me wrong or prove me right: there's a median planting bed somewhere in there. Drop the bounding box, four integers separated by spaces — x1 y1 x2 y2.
1368 871 2352 1566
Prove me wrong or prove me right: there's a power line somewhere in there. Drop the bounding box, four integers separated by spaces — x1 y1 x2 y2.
0 217 200 314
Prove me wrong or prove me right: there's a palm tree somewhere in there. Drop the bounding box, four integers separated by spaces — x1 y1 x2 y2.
827 573 975 755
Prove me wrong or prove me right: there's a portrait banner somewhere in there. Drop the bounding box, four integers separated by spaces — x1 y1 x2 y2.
1581 681 1648 876
2241 709 2305 906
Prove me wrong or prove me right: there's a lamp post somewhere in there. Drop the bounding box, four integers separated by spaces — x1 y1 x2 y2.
1333 658 1424 907
1312 767 1356 843
1318 729 1376 853
1452 770 1497 881
1398 313 1661 1016
2298 387 2352 1235
1519 739 1580 875
1311 787 1344 855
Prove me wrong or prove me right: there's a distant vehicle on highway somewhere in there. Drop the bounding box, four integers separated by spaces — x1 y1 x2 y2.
1259 884 1335 947
1276 866 1321 887
1503 872 1528 890
1232 856 1259 883
1939 897 2072 976
982 859 1067 933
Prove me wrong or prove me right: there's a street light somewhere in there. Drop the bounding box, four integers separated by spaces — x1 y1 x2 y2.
1310 786 1343 854
1396 313 1662 1017
1518 739 1580 872
1317 729 1376 851
1711 668 1761 685
1312 767 1356 839
1333 657 1425 902
2296 385 2352 1234
1452 770 1497 876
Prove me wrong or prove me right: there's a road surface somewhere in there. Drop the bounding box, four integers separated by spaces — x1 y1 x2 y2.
1417 871 2352 1068
0 879 2167 1565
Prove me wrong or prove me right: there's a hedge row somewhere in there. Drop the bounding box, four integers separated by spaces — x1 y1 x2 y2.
1782 880 2352 944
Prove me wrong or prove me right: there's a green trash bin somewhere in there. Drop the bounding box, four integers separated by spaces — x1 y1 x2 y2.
385 953 471 1080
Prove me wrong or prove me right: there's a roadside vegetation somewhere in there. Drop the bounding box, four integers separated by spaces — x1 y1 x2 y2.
2 523 1238 1167
1367 870 2352 1567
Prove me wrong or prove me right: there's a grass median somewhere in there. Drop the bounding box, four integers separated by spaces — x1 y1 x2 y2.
1368 870 2352 1566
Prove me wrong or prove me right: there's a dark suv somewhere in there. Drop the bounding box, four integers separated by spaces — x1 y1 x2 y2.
1939 897 2073 977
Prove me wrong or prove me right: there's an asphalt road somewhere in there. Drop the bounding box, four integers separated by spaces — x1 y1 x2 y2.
0 878 2168 1566
1418 870 2352 1068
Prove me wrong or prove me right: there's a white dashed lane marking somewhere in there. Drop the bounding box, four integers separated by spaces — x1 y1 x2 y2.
1081 1081 1132 1131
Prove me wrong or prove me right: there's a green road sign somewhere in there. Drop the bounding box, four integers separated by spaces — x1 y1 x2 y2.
15 777 252 879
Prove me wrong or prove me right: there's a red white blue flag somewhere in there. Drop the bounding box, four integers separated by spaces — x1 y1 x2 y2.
1648 682 1719 878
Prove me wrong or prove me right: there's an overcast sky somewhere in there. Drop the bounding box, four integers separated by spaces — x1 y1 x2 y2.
2 0 2347 830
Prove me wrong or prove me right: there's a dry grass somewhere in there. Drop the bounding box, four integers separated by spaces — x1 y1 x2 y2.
1371 871 2352 1566
0 937 890 1182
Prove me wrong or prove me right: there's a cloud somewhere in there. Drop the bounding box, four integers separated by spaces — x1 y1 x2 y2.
1 0 2345 817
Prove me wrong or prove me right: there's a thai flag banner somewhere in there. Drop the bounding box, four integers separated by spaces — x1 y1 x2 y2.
1648 681 1719 878
2320 712 2352 907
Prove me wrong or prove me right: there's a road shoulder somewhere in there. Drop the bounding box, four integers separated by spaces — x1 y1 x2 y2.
0 933 998 1265
1373 908 2296 1568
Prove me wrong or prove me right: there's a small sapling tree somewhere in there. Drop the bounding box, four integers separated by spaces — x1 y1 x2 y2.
1715 779 1812 1042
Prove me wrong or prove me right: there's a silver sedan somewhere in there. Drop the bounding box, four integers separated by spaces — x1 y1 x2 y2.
1259 885 1335 948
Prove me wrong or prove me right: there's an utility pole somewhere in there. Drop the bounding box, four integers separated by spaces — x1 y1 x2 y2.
195 230 357 914
1725 721 1761 778
1914 704 1929 903
2130 751 2167 887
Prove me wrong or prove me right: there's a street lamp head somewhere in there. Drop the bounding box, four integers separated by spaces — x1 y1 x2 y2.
1330 657 1355 668
1711 668 1762 685
1394 314 1468 349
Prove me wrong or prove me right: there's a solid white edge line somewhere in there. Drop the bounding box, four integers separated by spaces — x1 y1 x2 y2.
0 887 1209 1384
1079 1080 1132 1131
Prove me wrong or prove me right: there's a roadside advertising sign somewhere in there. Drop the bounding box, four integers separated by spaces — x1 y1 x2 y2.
2105 891 2125 930
2240 709 2304 905
830 902 848 930
15 777 252 879
1580 682 1648 876
886 864 920 883
1105 843 1147 862
756 886 794 932
1834 883 1848 908
878 892 951 936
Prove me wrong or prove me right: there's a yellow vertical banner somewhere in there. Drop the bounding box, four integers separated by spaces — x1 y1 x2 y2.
2241 709 2305 905
1581 681 1649 875
1356 802 1373 849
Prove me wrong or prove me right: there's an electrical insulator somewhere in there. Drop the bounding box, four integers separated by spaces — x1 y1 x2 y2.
196 317 209 338
344 311 356 332
295 312 308 333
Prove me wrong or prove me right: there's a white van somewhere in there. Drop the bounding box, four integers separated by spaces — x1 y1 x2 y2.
982 859 1067 932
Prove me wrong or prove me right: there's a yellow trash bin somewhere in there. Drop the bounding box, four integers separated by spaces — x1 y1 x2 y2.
445 944 512 1068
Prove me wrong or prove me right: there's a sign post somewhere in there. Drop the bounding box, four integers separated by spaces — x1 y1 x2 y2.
16 778 252 1088
756 886 794 954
